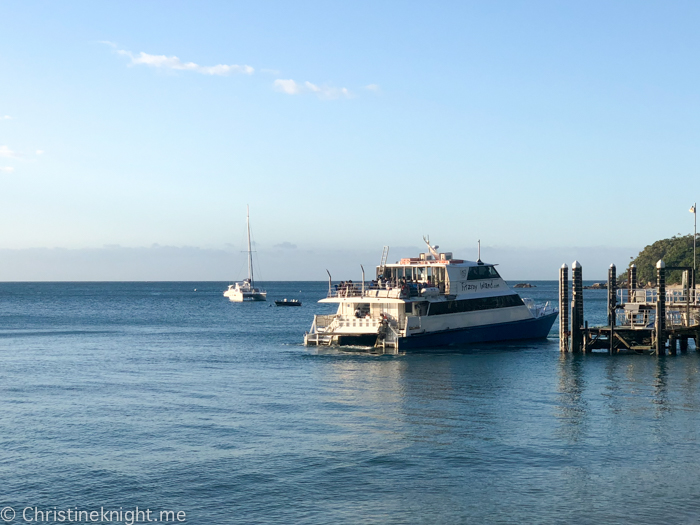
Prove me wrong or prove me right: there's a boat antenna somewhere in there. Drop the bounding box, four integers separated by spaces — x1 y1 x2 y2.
477 240 482 264
247 205 254 286
326 269 332 296
422 235 440 259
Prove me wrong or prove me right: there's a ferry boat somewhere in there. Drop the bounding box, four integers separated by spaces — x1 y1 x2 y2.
224 207 267 302
304 239 558 351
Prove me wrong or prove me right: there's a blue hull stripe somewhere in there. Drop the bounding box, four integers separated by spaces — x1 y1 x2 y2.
398 312 558 350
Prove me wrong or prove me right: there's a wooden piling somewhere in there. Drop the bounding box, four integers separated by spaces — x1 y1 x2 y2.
559 264 569 352
608 264 617 325
608 263 616 354
655 260 666 356
571 261 583 353
629 263 637 301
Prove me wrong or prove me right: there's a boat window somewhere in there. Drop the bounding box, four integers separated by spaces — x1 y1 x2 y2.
354 303 370 318
467 266 501 280
404 303 413 315
427 294 523 316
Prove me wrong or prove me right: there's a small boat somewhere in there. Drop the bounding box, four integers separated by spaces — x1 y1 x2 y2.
275 299 302 307
304 237 558 351
224 206 267 302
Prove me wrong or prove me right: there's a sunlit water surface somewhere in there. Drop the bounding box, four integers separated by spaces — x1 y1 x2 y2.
1 281 699 524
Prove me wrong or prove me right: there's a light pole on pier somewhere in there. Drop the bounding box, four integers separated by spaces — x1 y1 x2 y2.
692 203 697 273
690 202 698 285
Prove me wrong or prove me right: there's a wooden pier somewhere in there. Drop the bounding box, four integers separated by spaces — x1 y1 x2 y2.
559 260 700 355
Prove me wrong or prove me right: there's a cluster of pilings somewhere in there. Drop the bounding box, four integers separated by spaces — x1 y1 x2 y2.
559 260 700 355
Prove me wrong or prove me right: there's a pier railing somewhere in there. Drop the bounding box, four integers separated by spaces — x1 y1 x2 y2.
615 308 654 329
615 308 700 329
617 288 699 305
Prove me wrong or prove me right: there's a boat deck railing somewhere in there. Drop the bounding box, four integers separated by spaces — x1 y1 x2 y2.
328 281 442 299
336 317 382 329
312 314 337 330
523 298 557 318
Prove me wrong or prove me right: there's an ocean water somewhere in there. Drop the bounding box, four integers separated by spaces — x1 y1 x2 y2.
1 281 700 524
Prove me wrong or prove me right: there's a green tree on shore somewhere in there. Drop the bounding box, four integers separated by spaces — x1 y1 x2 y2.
619 234 697 285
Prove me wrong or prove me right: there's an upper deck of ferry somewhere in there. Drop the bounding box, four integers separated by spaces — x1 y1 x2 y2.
321 247 508 303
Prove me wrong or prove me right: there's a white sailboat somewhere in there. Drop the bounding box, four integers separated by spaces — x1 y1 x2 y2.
224 207 267 302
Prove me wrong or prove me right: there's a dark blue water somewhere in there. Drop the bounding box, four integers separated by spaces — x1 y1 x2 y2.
1 281 700 524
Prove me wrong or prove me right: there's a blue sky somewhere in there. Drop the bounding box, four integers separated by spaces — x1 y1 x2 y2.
1 1 698 279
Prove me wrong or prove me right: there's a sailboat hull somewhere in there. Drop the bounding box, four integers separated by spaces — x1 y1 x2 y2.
225 291 267 302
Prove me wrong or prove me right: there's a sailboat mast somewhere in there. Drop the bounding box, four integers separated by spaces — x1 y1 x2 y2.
246 205 254 286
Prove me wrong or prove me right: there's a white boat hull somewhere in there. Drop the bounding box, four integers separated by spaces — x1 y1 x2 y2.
224 282 267 302
224 290 267 302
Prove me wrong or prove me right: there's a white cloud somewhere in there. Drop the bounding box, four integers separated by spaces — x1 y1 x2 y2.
0 145 18 158
274 79 302 95
104 43 365 100
276 79 351 99
0 166 15 173
2 115 12 120
365 84 380 92
116 48 254 76
36 150 44 155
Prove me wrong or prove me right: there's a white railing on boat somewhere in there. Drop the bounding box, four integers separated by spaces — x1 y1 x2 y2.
522 298 557 318
328 282 442 299
312 314 337 330
336 318 381 329
309 314 385 332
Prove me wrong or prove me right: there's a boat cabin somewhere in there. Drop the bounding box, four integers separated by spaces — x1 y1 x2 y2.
376 251 503 296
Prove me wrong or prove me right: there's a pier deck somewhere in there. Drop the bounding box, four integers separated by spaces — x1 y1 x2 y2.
560 261 699 355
